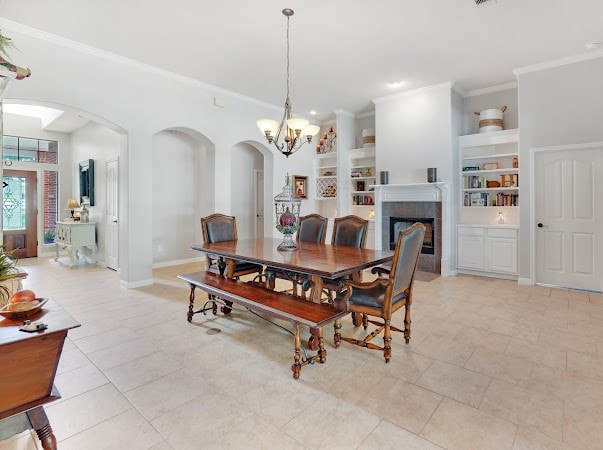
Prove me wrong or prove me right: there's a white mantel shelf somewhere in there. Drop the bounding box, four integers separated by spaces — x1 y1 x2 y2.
374 182 452 277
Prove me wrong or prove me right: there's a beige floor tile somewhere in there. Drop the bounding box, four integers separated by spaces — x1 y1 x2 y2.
87 338 160 371
480 378 564 440
73 326 139 354
512 426 574 450
237 376 323 428
358 420 444 449
58 408 164 450
465 348 533 385
358 376 443 433
566 351 603 380
521 365 603 403
56 347 91 374
283 395 381 448
210 414 306 449
416 360 491 407
370 346 434 383
505 338 567 370
45 383 132 441
0 431 39 450
454 326 511 354
125 367 213 421
538 327 598 356
54 363 109 402
103 351 183 392
563 397 603 449
421 397 517 450
151 390 254 449
413 335 475 366
147 442 172 450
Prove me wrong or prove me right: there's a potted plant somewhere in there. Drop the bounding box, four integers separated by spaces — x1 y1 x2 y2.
0 246 20 307
0 29 31 79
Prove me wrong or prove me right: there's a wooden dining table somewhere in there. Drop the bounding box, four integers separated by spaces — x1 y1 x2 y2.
191 237 394 304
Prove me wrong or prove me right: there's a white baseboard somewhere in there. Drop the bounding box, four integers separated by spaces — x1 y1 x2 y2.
457 269 519 281
121 278 154 289
152 257 204 269
518 277 533 285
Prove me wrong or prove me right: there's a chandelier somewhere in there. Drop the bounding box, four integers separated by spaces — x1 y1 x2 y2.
257 8 319 158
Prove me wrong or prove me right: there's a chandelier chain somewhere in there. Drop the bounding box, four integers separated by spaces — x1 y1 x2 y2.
286 13 290 101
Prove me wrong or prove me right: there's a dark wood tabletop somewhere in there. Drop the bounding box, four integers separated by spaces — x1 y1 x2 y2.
191 237 394 279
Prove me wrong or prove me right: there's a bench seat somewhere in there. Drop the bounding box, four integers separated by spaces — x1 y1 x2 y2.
177 271 348 379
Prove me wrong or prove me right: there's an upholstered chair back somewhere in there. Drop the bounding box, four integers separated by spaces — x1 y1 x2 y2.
297 214 328 244
331 215 368 248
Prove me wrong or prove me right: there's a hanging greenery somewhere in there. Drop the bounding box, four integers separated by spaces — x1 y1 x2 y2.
0 30 16 61
0 29 31 79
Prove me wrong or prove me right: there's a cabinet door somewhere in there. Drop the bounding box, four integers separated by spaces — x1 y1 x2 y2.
486 237 518 274
457 235 485 270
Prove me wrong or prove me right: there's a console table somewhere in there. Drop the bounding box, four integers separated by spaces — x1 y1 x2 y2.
55 221 97 268
0 301 80 449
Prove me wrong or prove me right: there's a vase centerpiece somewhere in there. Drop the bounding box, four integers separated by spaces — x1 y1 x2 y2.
274 174 301 251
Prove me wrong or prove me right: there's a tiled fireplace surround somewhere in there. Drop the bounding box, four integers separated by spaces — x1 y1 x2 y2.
374 183 449 275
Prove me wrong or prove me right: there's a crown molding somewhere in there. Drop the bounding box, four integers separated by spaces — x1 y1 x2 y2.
372 81 454 104
333 109 355 118
356 111 375 119
513 49 603 77
0 18 284 114
464 81 518 97
451 82 467 98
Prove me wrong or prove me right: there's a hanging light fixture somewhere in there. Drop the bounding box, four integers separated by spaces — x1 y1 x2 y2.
257 8 320 158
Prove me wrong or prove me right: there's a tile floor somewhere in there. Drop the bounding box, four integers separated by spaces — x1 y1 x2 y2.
1 257 603 449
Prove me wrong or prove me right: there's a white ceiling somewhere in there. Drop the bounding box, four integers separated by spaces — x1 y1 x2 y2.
1 0 602 121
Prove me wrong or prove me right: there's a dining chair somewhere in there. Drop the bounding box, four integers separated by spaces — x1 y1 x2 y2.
332 222 425 362
267 214 328 294
200 213 263 279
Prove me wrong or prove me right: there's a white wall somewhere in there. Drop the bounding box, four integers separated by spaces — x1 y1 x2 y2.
71 121 121 264
518 56 603 282
4 26 315 285
375 83 454 185
230 142 262 240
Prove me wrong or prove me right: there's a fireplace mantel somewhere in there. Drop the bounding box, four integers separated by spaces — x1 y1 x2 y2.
374 182 452 276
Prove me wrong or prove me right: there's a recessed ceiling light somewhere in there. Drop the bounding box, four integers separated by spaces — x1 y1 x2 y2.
387 81 406 88
310 110 317 115
585 41 600 50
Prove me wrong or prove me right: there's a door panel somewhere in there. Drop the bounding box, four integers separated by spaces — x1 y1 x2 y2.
2 170 37 258
535 146 603 291
105 159 118 270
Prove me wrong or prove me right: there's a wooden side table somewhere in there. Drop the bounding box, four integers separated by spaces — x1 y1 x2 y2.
0 302 80 449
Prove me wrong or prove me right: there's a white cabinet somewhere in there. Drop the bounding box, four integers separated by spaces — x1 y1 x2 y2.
457 225 518 276
55 221 97 268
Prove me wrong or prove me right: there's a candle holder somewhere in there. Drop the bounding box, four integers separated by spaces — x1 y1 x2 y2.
274 174 302 251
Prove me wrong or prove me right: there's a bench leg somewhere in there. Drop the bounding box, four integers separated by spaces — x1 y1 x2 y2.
221 300 233 315
334 318 342 348
317 327 326 363
292 323 301 380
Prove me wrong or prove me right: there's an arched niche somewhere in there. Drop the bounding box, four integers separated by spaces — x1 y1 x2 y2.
151 127 215 265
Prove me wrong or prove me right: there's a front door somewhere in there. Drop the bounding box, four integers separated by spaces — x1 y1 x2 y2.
105 158 119 270
2 170 37 258
534 144 603 291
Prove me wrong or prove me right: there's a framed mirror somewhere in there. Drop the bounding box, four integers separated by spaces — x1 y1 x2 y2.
79 159 94 206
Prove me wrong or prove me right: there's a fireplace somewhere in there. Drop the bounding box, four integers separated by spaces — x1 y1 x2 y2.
390 218 434 254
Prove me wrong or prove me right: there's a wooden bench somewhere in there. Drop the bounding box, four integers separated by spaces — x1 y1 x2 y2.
177 271 348 379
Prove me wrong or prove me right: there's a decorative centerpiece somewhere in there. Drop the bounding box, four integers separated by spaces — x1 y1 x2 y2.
274 174 301 251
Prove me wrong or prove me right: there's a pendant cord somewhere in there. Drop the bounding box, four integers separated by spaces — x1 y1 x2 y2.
286 14 290 101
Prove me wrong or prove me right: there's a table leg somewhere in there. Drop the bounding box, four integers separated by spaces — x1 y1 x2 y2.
217 257 233 314
54 243 59 261
187 284 196 322
308 275 324 304
292 323 301 380
26 407 57 450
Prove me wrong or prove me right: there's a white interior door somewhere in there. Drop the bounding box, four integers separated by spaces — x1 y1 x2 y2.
105 158 119 270
535 145 603 291
254 170 264 238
